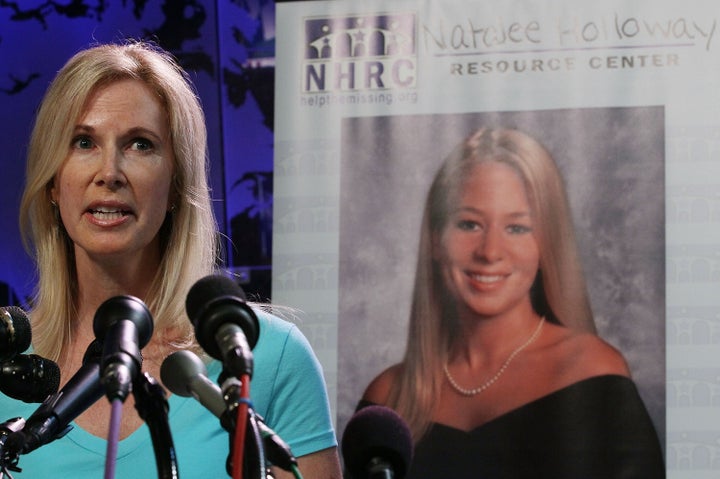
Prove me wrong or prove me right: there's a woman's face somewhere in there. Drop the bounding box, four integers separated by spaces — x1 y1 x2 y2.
436 161 540 321
50 79 175 266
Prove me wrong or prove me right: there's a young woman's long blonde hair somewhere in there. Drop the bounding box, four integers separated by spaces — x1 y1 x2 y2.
19 42 218 362
388 127 596 441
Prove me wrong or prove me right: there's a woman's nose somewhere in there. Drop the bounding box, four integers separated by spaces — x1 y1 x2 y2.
476 227 502 262
94 149 127 189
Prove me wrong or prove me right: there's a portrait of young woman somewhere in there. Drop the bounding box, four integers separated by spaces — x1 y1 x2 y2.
337 108 666 477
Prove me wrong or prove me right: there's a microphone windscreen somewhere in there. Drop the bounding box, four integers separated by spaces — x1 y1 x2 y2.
185 275 259 358
29 355 61 402
342 405 413 479
185 274 247 323
0 354 61 403
92 295 153 348
1 306 32 359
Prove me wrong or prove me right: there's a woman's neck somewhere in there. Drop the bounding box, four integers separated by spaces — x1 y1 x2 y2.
451 303 543 366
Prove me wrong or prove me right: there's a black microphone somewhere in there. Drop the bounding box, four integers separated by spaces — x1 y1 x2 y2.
342 405 414 479
0 306 31 361
4 340 104 455
93 295 153 402
185 275 259 378
0 354 60 403
160 349 226 417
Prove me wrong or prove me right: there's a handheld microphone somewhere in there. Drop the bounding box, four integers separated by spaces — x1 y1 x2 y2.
0 306 31 361
4 340 104 455
93 295 153 402
342 405 414 479
160 349 226 417
185 275 259 378
0 354 60 403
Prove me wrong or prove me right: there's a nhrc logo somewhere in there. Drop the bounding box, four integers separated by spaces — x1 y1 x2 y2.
303 13 417 93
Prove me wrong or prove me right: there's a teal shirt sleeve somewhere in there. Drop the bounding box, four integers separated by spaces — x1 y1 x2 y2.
242 309 338 458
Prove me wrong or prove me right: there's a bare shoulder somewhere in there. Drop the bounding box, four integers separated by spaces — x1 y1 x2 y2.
361 363 403 406
559 329 631 378
541 323 631 384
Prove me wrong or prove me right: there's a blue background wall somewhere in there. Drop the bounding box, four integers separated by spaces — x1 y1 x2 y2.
0 0 275 305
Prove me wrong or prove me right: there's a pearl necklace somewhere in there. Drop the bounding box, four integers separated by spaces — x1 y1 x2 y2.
444 317 545 396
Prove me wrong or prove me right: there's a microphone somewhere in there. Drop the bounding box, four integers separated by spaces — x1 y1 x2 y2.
0 354 60 403
4 340 105 455
0 306 32 361
93 295 153 401
160 349 298 472
342 405 414 479
185 275 259 378
160 349 226 417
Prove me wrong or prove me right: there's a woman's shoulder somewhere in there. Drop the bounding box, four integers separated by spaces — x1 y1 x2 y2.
544 323 631 381
249 305 317 361
361 363 404 405
250 304 313 346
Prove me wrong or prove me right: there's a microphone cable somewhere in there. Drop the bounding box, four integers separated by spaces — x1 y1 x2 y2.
228 373 251 479
245 408 266 479
104 398 122 479
133 372 178 479
222 372 272 479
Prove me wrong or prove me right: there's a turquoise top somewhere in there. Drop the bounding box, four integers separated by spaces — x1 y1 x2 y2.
0 310 337 477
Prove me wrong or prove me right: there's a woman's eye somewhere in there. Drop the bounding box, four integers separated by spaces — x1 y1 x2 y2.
457 220 479 231
72 136 93 149
507 224 532 234
131 138 154 151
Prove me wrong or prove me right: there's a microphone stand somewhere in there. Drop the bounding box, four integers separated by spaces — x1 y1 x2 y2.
133 372 179 479
0 418 24 478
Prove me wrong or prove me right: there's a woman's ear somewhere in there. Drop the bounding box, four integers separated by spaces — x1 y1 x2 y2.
167 179 181 213
48 179 58 204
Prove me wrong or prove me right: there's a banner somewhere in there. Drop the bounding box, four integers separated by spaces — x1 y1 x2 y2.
275 1 719 475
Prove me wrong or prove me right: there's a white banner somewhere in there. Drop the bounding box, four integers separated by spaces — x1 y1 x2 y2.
275 1 720 475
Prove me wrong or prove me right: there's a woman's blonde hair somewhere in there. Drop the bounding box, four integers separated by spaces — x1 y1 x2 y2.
19 41 218 362
389 127 595 441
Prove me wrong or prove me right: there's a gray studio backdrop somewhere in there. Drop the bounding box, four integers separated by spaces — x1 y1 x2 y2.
337 106 666 446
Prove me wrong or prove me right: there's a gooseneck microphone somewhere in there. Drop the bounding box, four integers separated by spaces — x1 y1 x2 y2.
4 339 104 456
0 306 32 361
342 405 414 479
185 275 259 378
93 295 154 402
0 354 60 403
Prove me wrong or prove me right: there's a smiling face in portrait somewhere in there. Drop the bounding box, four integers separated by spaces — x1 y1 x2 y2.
435 161 540 322
50 79 175 266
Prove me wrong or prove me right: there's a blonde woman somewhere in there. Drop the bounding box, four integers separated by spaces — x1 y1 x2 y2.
361 127 664 478
1 42 341 478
